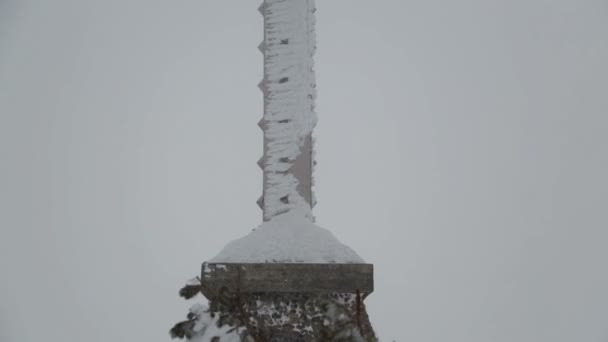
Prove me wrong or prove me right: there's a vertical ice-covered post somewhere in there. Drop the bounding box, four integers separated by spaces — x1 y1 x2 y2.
257 0 317 221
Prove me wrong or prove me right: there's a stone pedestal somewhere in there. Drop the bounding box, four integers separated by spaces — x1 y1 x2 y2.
200 263 376 341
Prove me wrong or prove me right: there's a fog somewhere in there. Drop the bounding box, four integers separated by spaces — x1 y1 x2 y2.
1 1 607 341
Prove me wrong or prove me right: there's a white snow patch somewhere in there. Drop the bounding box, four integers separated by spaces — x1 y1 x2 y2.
186 277 200 286
188 304 244 342
209 209 364 263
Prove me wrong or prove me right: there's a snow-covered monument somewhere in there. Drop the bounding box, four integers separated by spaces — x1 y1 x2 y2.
171 1 376 340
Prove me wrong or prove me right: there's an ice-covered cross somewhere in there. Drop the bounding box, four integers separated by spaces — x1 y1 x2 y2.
209 0 366 264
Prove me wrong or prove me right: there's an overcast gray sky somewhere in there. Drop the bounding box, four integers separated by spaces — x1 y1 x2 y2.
1 1 607 341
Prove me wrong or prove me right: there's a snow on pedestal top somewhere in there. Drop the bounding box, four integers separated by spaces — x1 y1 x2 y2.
209 210 364 264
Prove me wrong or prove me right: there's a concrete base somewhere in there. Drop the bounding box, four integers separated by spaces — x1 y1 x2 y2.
201 263 373 297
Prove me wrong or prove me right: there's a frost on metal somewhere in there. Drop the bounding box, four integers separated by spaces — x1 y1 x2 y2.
258 0 318 222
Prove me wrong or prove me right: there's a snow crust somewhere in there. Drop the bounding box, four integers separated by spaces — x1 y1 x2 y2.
209 209 364 263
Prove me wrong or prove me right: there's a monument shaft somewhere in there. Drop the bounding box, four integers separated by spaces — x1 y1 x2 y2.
258 0 317 221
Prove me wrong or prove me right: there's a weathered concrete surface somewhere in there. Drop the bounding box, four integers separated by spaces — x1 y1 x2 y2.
202 263 373 295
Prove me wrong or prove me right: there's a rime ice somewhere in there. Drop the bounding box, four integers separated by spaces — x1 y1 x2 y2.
258 0 318 221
